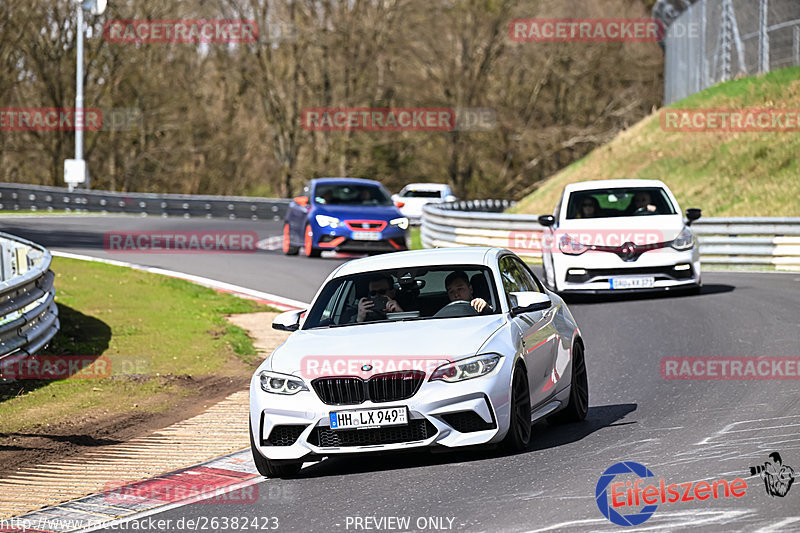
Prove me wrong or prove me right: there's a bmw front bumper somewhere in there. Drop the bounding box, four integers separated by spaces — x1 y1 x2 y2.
249 362 515 462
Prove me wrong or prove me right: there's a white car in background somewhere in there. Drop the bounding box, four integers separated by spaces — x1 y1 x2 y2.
392 183 457 224
538 179 702 294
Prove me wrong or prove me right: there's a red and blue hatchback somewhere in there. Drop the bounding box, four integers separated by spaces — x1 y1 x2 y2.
283 178 409 257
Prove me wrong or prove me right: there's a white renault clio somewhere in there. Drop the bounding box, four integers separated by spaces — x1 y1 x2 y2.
539 179 702 294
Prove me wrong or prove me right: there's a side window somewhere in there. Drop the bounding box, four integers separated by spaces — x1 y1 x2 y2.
320 280 355 325
499 256 524 302
511 257 542 293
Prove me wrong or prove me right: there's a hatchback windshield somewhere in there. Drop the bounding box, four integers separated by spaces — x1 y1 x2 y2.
401 189 442 199
303 266 499 329
566 187 676 219
314 183 393 206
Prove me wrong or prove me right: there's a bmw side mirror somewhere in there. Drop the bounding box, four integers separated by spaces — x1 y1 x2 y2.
538 215 555 227
685 208 701 225
272 309 305 332
509 292 551 316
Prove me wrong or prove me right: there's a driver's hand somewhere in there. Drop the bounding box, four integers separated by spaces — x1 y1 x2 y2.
385 298 403 313
471 298 488 313
357 297 374 322
647 204 656 212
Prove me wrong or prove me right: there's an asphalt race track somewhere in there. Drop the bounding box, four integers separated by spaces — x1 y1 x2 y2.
3 215 800 532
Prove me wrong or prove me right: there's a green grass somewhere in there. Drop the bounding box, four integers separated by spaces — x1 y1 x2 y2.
510 66 800 217
0 257 274 434
410 227 423 250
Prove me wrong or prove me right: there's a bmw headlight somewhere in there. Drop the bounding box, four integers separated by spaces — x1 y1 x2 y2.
430 354 502 383
670 226 695 250
259 371 308 395
390 217 409 230
315 214 340 228
558 234 588 255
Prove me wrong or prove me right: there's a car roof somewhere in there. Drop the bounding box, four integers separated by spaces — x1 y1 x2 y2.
564 179 668 194
312 177 383 187
402 183 449 190
331 247 504 278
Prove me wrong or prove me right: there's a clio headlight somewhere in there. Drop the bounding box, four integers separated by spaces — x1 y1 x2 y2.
558 234 589 255
259 371 308 395
670 226 695 250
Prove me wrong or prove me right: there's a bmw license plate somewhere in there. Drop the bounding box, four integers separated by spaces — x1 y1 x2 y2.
351 231 381 241
610 276 655 289
329 407 408 430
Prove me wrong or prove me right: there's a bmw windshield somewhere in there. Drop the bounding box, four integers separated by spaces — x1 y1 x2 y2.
303 266 500 329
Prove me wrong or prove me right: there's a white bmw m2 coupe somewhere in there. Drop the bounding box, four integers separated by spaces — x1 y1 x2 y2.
249 247 588 477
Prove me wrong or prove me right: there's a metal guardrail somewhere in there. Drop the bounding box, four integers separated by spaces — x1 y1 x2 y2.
421 204 800 271
0 232 59 363
0 182 291 220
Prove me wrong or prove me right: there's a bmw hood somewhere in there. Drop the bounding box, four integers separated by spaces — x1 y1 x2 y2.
557 214 686 244
267 315 507 378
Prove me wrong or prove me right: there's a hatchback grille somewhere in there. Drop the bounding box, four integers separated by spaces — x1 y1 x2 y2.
308 419 437 447
312 371 425 405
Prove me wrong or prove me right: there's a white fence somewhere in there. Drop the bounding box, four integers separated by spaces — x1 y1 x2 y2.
421 205 800 271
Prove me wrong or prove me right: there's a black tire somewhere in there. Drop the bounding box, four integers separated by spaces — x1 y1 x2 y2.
283 224 299 255
502 363 532 452
249 421 302 478
547 342 589 425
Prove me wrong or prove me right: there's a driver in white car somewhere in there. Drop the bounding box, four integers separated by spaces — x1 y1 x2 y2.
629 191 658 214
444 271 492 314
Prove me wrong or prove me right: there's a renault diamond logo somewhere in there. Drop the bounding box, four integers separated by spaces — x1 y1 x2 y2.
621 242 638 261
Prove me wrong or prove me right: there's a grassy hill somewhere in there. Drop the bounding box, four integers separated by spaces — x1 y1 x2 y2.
510 66 800 217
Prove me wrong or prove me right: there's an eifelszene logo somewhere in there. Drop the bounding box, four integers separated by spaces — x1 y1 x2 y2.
596 461 747 527
749 452 796 497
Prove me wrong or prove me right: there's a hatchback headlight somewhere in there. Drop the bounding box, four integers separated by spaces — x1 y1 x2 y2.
430 354 502 382
259 371 308 395
558 234 588 255
670 226 695 250
390 217 409 230
315 214 340 228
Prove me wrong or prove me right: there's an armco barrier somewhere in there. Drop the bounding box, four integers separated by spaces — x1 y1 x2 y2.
0 182 291 220
0 233 59 363
421 204 800 271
